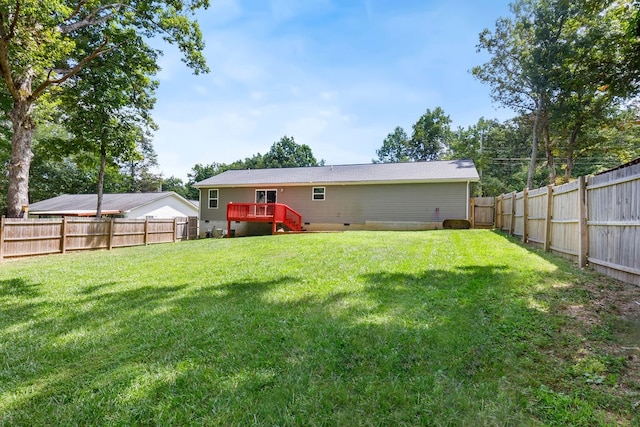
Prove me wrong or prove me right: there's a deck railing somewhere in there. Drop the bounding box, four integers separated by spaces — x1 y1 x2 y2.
226 203 303 235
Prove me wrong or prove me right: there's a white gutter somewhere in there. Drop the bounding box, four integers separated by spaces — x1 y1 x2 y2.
194 178 480 188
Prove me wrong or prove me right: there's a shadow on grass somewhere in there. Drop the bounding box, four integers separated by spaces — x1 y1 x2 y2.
0 278 41 298
0 254 634 425
0 278 45 328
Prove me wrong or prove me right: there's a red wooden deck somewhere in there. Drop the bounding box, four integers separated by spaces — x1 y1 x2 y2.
226 203 303 236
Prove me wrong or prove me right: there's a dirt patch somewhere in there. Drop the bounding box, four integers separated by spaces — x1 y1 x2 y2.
561 274 640 407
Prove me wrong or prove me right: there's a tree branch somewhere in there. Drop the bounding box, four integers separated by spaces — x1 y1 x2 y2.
0 41 18 97
0 1 21 42
31 37 111 99
58 3 124 34
64 0 88 24
8 1 20 40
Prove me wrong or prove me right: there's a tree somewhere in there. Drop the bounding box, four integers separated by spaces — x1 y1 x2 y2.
474 0 640 187
57 29 160 217
228 153 265 170
161 176 189 199
374 126 410 163
183 137 323 200
409 107 451 161
0 1 209 217
262 136 322 168
447 116 536 195
121 136 162 194
473 0 553 188
185 162 228 200
0 117 12 214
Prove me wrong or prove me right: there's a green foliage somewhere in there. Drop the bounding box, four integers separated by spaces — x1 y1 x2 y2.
447 116 539 195
474 0 640 185
409 107 452 161
184 136 323 199
375 107 452 163
374 126 410 163
445 110 640 195
0 0 209 216
262 136 321 168
161 176 189 199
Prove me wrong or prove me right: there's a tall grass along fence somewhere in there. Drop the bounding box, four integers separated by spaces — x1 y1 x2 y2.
0 216 198 260
490 161 639 286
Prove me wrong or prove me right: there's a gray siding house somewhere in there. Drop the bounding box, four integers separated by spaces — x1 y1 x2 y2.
194 160 479 237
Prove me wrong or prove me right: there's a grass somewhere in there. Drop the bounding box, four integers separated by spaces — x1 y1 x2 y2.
0 230 638 425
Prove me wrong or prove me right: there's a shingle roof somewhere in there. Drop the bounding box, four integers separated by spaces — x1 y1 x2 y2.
28 192 182 215
194 160 479 187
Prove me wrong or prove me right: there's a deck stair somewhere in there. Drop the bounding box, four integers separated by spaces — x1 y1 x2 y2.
226 203 303 236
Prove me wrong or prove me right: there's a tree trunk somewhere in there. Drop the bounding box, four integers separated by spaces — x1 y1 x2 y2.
543 121 556 184
7 97 35 218
527 98 543 189
565 125 581 181
96 142 107 219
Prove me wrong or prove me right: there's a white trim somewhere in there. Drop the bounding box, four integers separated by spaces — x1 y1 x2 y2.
208 189 219 209
195 178 480 189
255 189 277 203
312 186 326 201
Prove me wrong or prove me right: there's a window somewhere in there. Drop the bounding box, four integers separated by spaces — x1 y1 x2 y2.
312 187 325 201
208 189 219 209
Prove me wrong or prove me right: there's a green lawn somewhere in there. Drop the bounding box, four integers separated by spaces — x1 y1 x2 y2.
0 230 638 425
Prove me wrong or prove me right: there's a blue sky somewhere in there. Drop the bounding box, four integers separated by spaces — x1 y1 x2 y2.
151 0 515 181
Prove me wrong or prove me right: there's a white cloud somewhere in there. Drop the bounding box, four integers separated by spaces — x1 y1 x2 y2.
149 0 517 180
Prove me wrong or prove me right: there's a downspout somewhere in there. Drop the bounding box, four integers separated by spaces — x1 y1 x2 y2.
466 181 470 220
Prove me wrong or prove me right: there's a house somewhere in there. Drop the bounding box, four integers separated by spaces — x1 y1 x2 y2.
194 160 479 237
28 192 199 219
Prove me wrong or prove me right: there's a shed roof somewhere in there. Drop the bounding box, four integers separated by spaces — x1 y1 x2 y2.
594 157 640 175
28 192 189 216
194 160 479 188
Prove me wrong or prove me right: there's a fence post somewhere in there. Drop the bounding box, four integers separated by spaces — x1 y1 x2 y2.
578 176 588 268
60 217 68 254
0 216 5 260
470 198 476 229
495 195 501 230
108 219 114 250
144 218 149 245
522 188 529 243
544 185 553 252
173 217 178 243
510 191 517 235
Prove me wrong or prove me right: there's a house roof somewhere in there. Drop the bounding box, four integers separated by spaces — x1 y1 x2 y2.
28 192 191 216
194 160 479 188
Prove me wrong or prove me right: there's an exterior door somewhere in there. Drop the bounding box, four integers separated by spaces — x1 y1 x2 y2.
255 189 277 215
255 189 277 204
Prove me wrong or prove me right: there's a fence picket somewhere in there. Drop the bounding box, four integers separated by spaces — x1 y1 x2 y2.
483 162 639 286
0 216 198 260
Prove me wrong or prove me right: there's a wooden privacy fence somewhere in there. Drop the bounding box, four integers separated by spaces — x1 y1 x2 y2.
0 216 198 260
494 161 640 286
